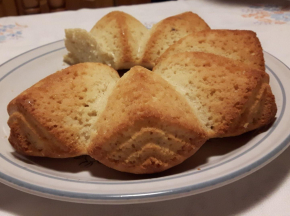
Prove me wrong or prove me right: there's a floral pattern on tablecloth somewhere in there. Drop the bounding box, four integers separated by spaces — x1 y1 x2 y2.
242 4 290 24
0 23 27 43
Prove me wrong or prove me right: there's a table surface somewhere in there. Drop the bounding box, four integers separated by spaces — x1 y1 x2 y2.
1 0 290 215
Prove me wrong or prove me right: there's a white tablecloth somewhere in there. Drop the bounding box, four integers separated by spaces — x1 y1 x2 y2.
1 0 290 215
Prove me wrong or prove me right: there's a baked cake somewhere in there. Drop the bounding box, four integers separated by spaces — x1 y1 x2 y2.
87 66 208 174
138 12 210 68
153 52 276 138
7 56 277 173
64 11 210 70
157 30 265 71
7 11 277 174
8 63 119 157
64 11 148 70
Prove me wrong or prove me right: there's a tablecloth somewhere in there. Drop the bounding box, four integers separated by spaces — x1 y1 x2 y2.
1 0 290 215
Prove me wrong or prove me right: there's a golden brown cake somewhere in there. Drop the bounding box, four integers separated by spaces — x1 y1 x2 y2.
64 11 210 70
64 11 148 70
88 66 207 174
7 63 119 158
153 52 276 138
157 30 265 71
7 11 277 174
138 12 210 68
7 54 277 173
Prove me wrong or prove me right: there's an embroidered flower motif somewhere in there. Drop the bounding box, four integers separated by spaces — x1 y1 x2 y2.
0 35 5 42
0 23 27 43
242 4 290 24
270 12 290 22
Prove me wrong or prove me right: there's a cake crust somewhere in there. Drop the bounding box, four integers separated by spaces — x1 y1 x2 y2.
157 30 265 71
64 11 210 70
139 12 210 68
153 52 276 138
7 63 119 158
88 66 208 174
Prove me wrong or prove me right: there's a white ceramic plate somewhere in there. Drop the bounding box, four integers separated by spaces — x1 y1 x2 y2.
0 40 290 204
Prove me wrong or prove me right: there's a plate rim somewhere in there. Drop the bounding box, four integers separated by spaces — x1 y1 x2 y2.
0 40 290 204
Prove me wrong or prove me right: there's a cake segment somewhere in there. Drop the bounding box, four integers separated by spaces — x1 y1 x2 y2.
7 63 119 157
157 30 265 71
88 66 208 174
153 52 276 138
64 11 210 70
